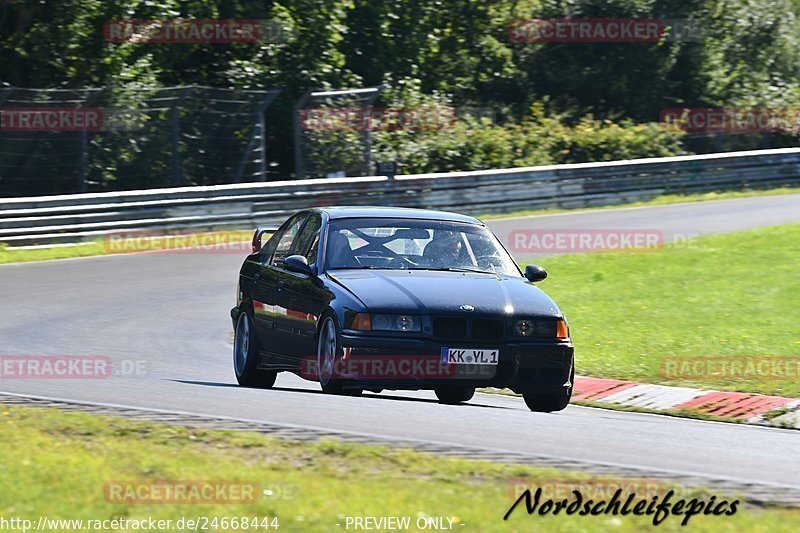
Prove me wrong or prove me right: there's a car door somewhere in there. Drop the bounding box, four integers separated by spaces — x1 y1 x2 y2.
271 213 329 360
251 212 308 364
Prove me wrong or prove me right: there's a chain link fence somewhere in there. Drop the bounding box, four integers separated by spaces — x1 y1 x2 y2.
3 84 798 196
293 86 382 179
0 85 278 197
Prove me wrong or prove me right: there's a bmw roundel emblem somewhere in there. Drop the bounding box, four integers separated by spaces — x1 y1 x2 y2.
460 304 475 312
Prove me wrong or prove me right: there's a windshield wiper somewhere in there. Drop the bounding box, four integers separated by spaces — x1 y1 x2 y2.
409 266 492 274
337 265 402 270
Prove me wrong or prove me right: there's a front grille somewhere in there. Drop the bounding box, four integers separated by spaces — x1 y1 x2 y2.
433 318 467 339
472 319 505 341
433 317 505 341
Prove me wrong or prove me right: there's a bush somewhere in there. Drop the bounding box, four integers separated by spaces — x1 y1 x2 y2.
372 103 686 174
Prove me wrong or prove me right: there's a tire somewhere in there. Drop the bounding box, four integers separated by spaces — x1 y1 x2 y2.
434 386 475 404
233 310 277 388
522 366 574 412
317 315 361 396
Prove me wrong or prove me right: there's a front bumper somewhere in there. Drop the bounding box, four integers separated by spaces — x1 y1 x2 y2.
338 331 574 394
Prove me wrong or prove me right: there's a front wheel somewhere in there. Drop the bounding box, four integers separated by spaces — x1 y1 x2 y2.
233 310 277 388
522 367 574 412
317 315 361 396
434 386 475 404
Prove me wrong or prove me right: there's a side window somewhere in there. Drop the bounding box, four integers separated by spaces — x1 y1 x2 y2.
271 213 307 266
305 235 319 264
292 215 322 264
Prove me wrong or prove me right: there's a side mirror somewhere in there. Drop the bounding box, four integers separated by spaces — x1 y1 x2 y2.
524 264 548 283
252 225 278 253
284 255 313 276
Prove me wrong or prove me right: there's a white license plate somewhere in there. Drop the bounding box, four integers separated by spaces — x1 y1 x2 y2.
441 348 499 365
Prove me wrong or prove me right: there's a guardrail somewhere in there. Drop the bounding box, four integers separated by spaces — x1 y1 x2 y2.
2 147 799 246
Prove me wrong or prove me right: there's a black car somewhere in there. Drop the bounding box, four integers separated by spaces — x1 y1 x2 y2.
231 207 574 412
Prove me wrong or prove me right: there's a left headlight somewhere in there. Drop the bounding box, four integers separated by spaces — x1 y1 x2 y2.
371 314 421 332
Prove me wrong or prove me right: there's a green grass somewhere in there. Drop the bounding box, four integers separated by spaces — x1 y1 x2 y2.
479 187 800 220
0 404 798 532
532 222 800 397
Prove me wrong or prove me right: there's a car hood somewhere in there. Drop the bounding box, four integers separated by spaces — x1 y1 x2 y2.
327 270 562 317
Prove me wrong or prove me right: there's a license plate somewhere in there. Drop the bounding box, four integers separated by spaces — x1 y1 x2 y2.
441 347 499 365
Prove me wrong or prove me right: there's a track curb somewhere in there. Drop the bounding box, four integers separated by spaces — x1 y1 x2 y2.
574 376 800 429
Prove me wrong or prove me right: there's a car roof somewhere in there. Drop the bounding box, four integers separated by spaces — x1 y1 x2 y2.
315 206 482 224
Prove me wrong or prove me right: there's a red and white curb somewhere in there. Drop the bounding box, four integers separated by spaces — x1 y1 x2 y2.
573 376 800 429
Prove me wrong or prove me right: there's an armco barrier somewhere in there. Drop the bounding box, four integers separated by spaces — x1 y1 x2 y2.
1 148 799 246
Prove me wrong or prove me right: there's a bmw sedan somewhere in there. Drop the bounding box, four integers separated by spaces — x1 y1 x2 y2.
231 207 574 411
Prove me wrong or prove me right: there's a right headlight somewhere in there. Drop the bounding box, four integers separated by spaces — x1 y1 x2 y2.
514 319 569 339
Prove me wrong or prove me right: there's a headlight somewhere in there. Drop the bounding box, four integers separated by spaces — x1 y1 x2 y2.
514 319 568 339
372 314 421 332
514 319 536 336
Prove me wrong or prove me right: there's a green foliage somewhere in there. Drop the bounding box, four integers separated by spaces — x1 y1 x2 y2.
373 102 686 173
0 0 798 183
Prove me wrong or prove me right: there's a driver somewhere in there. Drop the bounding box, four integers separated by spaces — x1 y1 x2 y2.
425 232 472 267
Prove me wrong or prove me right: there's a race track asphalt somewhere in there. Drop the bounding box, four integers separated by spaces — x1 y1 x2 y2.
1 194 799 501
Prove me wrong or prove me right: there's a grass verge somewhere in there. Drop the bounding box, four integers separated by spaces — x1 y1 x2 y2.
0 404 798 532
479 186 800 220
531 222 800 397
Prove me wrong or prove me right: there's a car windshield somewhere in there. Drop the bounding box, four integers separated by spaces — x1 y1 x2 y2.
325 218 520 276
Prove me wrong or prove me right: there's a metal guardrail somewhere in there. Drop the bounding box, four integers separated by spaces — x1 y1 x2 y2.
1 147 799 247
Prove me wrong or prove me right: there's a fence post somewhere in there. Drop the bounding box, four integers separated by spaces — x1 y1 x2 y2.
77 87 104 193
257 112 267 181
293 91 311 178
233 89 279 183
171 105 181 186
253 90 279 181
78 130 88 193
170 86 195 187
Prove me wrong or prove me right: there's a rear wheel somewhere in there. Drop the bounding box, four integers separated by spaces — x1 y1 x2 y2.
435 386 475 404
522 366 574 412
233 310 277 388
